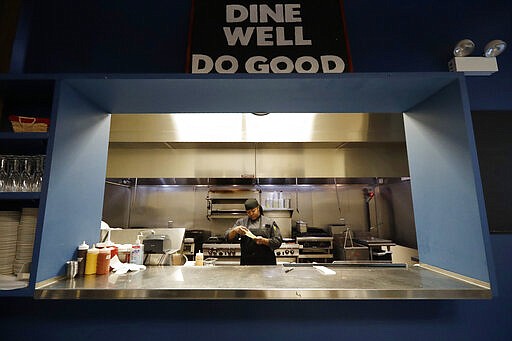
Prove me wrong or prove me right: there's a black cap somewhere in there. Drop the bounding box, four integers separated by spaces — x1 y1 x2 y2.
244 198 259 210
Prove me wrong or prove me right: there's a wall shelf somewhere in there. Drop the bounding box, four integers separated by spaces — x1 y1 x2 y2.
0 192 41 200
0 132 49 139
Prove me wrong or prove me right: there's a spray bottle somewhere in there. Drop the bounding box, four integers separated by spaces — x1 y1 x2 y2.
130 233 144 265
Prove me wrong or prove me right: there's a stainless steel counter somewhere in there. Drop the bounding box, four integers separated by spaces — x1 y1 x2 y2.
35 264 491 300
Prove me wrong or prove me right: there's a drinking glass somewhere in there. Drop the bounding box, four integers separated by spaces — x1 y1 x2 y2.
32 155 45 192
7 157 22 192
0 156 8 192
20 156 34 192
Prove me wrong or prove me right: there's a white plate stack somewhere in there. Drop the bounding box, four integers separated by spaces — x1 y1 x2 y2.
0 211 21 275
13 208 38 275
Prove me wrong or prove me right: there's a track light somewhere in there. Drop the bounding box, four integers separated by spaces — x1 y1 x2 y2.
449 39 507 76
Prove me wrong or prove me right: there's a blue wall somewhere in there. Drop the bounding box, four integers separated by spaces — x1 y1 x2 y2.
3 0 511 339
22 0 512 110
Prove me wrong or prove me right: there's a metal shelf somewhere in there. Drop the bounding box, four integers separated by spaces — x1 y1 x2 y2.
0 192 41 200
0 132 49 139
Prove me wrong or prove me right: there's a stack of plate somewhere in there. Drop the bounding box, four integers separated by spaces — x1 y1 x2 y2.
0 211 21 275
13 208 38 274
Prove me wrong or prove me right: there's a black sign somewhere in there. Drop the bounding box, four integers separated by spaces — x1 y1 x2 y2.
188 0 352 74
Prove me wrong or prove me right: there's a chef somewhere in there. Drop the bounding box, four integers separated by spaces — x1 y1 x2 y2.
225 198 283 265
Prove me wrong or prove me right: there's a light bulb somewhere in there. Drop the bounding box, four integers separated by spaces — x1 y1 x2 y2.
484 40 507 57
453 39 475 57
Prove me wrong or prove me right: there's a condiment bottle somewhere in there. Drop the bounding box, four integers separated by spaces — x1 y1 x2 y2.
130 233 144 265
84 244 99 275
195 250 204 266
96 247 111 275
76 241 89 276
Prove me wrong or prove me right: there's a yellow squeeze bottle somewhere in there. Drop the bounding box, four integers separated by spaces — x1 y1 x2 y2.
84 244 99 275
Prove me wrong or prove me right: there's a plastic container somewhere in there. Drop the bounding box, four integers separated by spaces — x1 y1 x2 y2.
84 244 99 275
76 241 89 276
105 242 118 258
130 234 144 265
195 250 204 266
118 244 132 263
96 247 111 275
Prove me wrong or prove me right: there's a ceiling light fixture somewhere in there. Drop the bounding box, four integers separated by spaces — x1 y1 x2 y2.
448 39 507 76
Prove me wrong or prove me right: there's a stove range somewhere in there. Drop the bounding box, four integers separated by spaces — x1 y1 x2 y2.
202 242 301 263
202 243 241 257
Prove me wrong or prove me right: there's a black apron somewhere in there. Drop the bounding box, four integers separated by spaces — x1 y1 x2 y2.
239 218 277 265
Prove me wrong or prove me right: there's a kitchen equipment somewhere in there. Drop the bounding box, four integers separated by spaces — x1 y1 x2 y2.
106 228 185 256
274 243 300 263
353 237 395 262
202 243 241 265
184 229 211 254
295 220 308 233
206 189 257 220
203 243 241 258
296 236 334 263
202 242 300 264
182 237 195 258
143 235 172 254
341 228 369 261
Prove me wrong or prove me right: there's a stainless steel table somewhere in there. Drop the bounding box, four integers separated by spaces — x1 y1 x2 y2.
35 263 491 300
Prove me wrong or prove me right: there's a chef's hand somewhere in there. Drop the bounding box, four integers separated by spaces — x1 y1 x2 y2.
236 226 249 236
255 236 269 246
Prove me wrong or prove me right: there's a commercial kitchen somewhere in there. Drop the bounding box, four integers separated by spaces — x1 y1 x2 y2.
27 75 491 300
1 0 511 340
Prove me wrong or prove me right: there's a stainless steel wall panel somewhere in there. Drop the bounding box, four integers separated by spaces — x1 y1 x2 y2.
107 146 409 178
109 113 406 143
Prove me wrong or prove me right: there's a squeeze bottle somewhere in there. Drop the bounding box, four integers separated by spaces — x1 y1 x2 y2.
76 241 89 276
195 250 204 266
96 247 111 275
84 244 99 275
